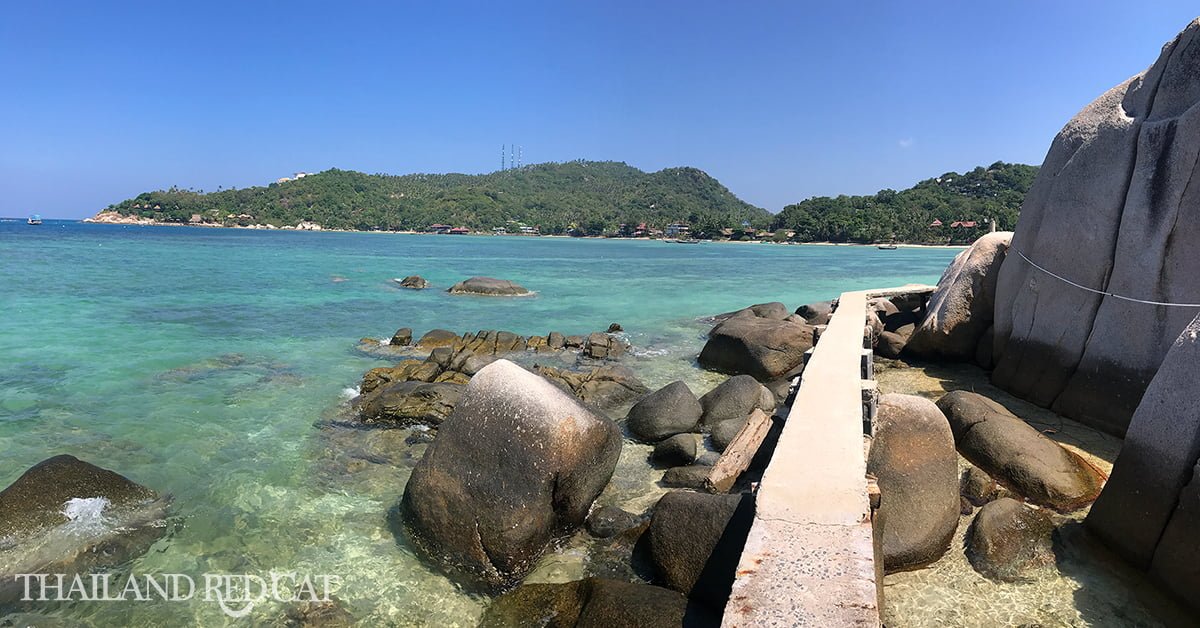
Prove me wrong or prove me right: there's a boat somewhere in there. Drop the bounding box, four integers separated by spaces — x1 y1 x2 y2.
877 243 898 250
664 238 701 244
27 214 42 225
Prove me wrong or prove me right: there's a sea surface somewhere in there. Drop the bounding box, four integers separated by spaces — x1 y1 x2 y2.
0 219 957 625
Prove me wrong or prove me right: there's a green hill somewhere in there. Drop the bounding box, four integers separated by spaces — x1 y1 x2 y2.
104 161 772 235
771 162 1038 244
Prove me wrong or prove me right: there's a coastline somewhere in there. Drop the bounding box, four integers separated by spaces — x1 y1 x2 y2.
75 213 969 248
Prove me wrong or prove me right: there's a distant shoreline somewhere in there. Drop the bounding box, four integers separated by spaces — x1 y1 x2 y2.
60 213 970 248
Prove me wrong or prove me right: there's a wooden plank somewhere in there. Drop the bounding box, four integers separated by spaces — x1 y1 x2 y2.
705 408 773 494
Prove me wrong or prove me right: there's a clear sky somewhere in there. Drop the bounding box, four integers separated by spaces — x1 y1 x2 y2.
2 2 1198 218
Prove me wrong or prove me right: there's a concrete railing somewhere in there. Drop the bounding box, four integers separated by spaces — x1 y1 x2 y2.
721 285 933 627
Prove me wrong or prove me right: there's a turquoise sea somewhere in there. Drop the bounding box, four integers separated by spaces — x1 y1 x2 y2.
0 220 958 625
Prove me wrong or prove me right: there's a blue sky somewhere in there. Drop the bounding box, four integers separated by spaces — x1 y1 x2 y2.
2 2 1198 218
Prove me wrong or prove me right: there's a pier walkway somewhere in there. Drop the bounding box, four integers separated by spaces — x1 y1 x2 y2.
720 285 933 627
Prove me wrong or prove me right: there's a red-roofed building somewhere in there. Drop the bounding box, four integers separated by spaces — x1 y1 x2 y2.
929 219 943 227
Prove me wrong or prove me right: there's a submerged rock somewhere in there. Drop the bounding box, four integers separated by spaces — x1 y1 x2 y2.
479 578 703 628
660 465 711 490
0 455 170 602
626 381 702 442
400 360 621 590
645 491 754 611
698 316 814 380
937 391 1103 512
867 394 960 572
966 498 1055 582
393 275 429 290
446 276 531 296
585 506 641 538
651 434 700 467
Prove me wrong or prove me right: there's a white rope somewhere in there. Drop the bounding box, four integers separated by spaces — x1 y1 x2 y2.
1013 248 1200 308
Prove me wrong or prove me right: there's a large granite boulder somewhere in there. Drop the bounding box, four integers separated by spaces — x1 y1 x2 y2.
446 277 531 296
698 317 815 380
906 232 1011 361
1088 311 1200 594
1148 461 1200 612
479 578 705 628
795 300 834 325
937 391 1103 512
991 19 1200 435
625 381 703 442
699 375 775 428
867 394 960 571
0 455 170 602
400 360 622 590
355 381 463 427
645 491 754 609
966 498 1055 582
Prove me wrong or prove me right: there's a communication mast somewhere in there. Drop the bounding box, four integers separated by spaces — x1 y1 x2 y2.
501 144 506 171
518 146 522 168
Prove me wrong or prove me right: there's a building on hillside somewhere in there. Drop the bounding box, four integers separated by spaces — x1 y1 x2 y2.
929 219 943 227
949 220 978 228
665 222 690 238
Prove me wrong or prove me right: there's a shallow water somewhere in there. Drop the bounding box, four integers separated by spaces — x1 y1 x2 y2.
0 221 957 625
876 359 1194 627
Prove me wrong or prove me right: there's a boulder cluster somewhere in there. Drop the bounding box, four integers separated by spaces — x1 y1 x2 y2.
353 327 637 427
867 391 1101 580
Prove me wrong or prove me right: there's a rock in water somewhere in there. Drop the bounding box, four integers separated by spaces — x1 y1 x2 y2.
699 375 775 427
416 328 459 349
966 498 1055 582
1088 312 1200 594
355 381 463 427
698 316 814 380
583 332 628 360
937 391 1103 512
906 232 1011 361
625 381 702 442
867 394 959 571
651 433 700 467
400 360 621 590
394 275 429 289
0 455 169 602
646 491 754 610
389 327 413 346
446 276 531 296
585 506 640 538
991 19 1200 434
479 578 701 628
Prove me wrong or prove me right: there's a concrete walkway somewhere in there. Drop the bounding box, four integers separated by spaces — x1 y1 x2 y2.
721 287 931 627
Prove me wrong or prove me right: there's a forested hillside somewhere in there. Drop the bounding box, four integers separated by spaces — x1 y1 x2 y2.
771 162 1038 244
104 161 772 235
